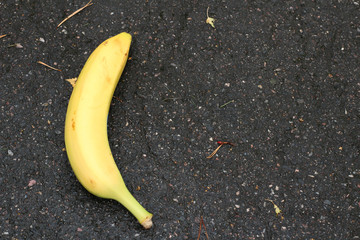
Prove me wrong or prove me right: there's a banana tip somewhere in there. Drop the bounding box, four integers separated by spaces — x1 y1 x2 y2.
141 216 153 229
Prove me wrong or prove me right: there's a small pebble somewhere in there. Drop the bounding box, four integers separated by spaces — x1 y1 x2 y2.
8 150 14 156
28 179 36 187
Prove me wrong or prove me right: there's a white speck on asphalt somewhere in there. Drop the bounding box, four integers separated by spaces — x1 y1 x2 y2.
8 150 14 156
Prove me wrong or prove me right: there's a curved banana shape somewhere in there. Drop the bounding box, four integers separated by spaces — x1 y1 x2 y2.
64 32 153 229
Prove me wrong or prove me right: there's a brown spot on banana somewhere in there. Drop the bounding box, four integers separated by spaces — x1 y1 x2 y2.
71 111 76 130
71 118 75 130
89 178 96 186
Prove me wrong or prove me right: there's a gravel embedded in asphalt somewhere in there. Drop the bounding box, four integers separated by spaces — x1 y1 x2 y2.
1 1 359 239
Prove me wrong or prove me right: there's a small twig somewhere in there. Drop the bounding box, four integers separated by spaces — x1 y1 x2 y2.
197 217 202 240
220 100 234 108
197 216 210 240
57 0 94 28
207 141 235 158
113 96 123 102
0 34 7 39
37 61 62 72
206 144 223 159
201 216 209 240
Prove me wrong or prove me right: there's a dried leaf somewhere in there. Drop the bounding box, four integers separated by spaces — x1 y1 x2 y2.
274 204 282 216
266 199 282 216
206 17 215 28
206 7 215 28
66 78 78 87
15 43 23 48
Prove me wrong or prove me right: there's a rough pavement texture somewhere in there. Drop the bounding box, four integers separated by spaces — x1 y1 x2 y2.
1 0 359 239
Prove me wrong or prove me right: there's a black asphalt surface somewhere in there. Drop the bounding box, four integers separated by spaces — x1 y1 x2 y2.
1 1 359 239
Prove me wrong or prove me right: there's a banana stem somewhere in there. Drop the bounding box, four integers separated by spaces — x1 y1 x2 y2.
114 188 153 229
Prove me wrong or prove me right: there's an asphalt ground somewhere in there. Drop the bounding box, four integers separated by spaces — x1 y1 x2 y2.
1 0 359 239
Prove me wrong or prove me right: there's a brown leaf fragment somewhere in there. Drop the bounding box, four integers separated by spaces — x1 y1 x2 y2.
57 0 94 28
66 78 77 87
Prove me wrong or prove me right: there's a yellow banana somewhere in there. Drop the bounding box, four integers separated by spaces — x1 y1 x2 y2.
64 32 153 229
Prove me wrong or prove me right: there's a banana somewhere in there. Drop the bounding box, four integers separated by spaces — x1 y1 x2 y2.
64 32 153 229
